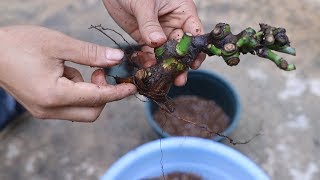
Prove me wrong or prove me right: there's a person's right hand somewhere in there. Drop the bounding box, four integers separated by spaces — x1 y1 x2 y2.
103 0 206 86
0 26 136 122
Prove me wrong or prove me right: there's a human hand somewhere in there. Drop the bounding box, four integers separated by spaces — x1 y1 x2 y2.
0 26 136 122
103 0 206 86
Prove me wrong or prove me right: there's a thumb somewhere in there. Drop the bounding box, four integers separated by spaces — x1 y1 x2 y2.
134 1 167 47
51 33 124 67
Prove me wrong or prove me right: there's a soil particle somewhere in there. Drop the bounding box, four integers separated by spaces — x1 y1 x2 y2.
151 41 158 46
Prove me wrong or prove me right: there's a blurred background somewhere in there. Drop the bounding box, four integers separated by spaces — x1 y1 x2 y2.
0 0 319 179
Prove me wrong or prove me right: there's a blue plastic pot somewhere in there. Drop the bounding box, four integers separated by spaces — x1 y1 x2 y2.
145 70 241 141
101 137 269 180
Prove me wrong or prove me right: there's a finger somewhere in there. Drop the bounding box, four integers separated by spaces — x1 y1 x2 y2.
190 53 206 69
42 106 105 122
134 1 167 47
102 0 142 42
131 50 156 68
47 32 124 67
63 66 84 82
91 68 107 86
55 77 136 107
182 6 204 36
168 29 184 41
174 71 188 86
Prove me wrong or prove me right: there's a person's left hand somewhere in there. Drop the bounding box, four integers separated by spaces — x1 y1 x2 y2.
0 26 136 122
103 0 206 86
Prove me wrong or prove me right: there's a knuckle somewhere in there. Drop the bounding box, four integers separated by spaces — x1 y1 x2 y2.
129 0 139 14
91 94 102 107
31 107 48 119
142 20 160 31
83 43 99 66
36 92 59 108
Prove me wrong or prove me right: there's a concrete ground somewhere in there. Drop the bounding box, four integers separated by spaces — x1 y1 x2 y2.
0 0 319 179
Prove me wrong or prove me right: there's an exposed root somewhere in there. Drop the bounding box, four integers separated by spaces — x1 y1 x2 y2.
156 100 260 145
92 24 135 52
89 25 138 72
89 25 123 51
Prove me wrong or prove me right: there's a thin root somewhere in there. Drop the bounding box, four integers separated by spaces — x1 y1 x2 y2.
89 24 134 73
156 103 259 145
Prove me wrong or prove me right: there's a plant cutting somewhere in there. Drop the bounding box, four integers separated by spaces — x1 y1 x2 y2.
90 23 296 144
90 23 295 112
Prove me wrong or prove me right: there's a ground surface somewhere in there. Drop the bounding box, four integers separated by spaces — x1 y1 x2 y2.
0 0 319 179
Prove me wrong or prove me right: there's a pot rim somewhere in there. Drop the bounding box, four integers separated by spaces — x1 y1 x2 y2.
101 137 269 180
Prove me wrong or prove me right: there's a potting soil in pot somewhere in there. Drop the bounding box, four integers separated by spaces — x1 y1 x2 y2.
145 172 202 180
154 95 230 138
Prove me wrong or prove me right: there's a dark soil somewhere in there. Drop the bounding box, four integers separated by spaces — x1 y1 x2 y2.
154 95 230 138
145 172 202 180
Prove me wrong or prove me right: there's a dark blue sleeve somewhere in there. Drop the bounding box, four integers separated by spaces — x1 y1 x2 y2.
0 89 16 129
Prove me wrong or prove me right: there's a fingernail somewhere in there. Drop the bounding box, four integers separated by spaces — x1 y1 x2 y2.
149 31 166 45
106 49 124 61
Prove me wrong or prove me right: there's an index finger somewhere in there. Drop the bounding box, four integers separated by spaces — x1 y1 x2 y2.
55 78 136 107
181 0 204 36
183 15 204 36
182 7 206 69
